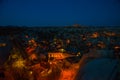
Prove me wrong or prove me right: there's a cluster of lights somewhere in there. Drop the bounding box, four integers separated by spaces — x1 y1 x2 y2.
12 58 25 69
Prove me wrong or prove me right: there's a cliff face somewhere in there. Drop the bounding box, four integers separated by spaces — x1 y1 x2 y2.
76 58 118 80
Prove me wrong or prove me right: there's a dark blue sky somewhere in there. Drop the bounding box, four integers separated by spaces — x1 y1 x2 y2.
0 0 120 26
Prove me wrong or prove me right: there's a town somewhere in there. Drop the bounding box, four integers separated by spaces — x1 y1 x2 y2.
0 26 120 80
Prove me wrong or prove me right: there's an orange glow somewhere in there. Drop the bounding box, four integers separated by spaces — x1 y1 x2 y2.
48 52 76 61
114 46 120 49
26 47 35 55
48 52 64 60
105 32 116 36
29 54 37 60
91 32 99 38
97 41 106 48
26 38 38 55
12 58 25 69
28 39 37 47
59 68 78 80
0 43 6 47
66 39 70 44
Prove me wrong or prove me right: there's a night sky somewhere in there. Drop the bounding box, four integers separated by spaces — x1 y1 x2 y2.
0 0 120 26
